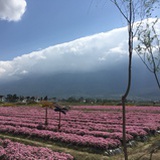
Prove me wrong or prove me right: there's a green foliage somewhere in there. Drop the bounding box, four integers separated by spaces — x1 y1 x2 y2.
135 18 160 88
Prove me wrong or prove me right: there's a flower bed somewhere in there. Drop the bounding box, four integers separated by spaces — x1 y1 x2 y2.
0 138 74 160
0 105 159 151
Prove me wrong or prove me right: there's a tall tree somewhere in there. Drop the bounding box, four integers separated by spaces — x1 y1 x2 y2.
109 0 159 159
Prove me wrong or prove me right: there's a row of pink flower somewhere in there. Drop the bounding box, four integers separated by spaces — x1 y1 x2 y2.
0 119 133 141
0 138 74 160
0 112 158 134
0 115 151 139
0 125 121 150
1 105 159 115
0 106 159 126
72 105 160 112
0 106 159 136
0 106 159 147
0 107 159 132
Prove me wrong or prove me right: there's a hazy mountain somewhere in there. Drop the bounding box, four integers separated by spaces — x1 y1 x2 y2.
0 59 159 100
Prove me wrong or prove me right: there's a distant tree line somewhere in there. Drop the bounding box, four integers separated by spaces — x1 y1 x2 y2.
0 94 119 104
0 94 49 103
0 94 159 106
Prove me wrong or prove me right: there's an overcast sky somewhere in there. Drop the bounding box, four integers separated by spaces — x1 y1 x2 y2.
0 0 160 83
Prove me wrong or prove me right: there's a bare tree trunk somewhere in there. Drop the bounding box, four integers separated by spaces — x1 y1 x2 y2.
152 54 160 89
122 98 127 160
45 107 48 126
122 50 132 160
154 72 160 89
121 2 133 159
58 112 61 130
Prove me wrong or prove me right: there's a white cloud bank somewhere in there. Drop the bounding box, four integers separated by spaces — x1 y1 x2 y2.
0 18 159 82
0 0 26 21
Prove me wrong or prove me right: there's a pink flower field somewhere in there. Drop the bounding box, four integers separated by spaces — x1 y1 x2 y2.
0 138 74 160
0 105 160 158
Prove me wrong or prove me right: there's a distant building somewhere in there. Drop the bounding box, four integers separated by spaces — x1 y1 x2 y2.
0 95 5 102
